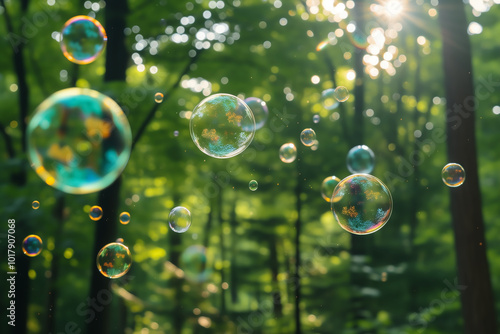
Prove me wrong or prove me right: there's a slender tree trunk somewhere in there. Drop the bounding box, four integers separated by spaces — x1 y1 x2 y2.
438 1 497 333
294 158 302 334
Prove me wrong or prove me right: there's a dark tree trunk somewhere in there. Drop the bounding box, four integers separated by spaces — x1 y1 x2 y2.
438 1 497 333
294 159 302 334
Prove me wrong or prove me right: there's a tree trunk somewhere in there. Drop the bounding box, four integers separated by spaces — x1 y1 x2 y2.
438 1 497 333
294 158 302 334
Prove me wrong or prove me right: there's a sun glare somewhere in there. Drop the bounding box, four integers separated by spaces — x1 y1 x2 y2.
385 0 403 17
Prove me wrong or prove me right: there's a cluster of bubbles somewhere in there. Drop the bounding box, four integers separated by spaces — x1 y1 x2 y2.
168 206 192 233
96 242 132 279
119 212 131 225
32 200 40 210
347 145 375 174
89 206 103 221
180 245 210 283
300 128 317 147
442 163 465 187
60 16 107 65
279 143 297 163
249 180 258 191
22 235 43 257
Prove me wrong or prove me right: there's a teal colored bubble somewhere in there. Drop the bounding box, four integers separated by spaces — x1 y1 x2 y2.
23 235 43 257
346 145 375 174
279 143 297 163
27 88 132 194
96 242 132 279
180 245 211 283
190 94 255 159
321 89 340 110
321 176 341 202
244 97 268 130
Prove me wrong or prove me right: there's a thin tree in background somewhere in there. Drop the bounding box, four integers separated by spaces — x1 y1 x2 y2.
438 1 497 333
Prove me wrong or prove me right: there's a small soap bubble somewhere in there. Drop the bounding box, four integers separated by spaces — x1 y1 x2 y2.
96 242 132 279
321 176 341 202
60 16 107 65
334 86 349 102
22 235 43 257
168 206 192 233
155 92 164 103
243 97 268 130
89 206 103 221
32 200 40 210
180 245 210 283
313 114 320 123
346 145 375 174
311 140 319 151
332 174 392 235
190 94 256 159
279 143 297 163
321 88 340 110
174 130 179 137
300 128 316 147
442 163 465 187
249 180 258 191
119 212 130 225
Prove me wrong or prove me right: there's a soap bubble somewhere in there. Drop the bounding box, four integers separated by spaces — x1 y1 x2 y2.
347 145 375 174
89 206 103 221
321 89 339 110
279 143 297 163
96 242 132 279
60 15 107 65
32 200 40 210
334 86 349 102
169 206 192 233
442 163 465 187
22 235 43 257
332 174 392 235
243 97 268 130
174 130 179 137
119 212 130 225
300 128 316 147
180 245 210 283
155 93 164 103
321 176 341 202
249 180 258 191
311 140 319 151
190 94 255 159
313 114 320 123
27 88 132 194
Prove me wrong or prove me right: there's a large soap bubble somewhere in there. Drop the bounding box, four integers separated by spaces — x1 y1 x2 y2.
27 88 132 194
189 94 255 159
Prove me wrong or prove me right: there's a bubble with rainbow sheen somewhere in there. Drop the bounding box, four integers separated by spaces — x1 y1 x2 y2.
190 94 255 159
119 212 130 225
22 235 43 257
334 86 349 102
320 176 341 202
169 206 192 233
249 180 258 191
300 128 316 147
60 16 107 65
32 200 40 210
96 242 132 279
442 163 465 187
89 206 103 221
347 145 375 174
321 89 340 110
331 174 392 235
180 245 211 283
155 93 164 103
27 88 132 194
279 143 297 163
243 97 268 130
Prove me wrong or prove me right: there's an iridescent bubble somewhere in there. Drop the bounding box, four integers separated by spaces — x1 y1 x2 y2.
60 16 107 65
346 145 375 174
321 176 341 202
279 143 297 163
313 114 320 123
168 206 192 233
119 212 130 225
300 128 316 147
22 235 43 257
89 206 103 221
32 200 40 210
155 93 164 103
332 174 393 235
321 89 340 110
190 94 255 159
27 88 132 194
311 140 319 151
96 242 132 279
243 97 268 130
249 180 258 191
334 86 349 102
180 245 210 283
442 163 465 187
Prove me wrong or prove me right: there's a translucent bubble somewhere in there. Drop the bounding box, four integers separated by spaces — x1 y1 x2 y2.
332 174 393 235
27 88 132 194
155 92 164 103
60 16 107 65
32 200 40 210
168 206 192 233
279 143 297 163
22 235 43 257
243 97 268 130
311 140 319 151
119 212 130 225
313 114 320 123
334 86 349 102
321 89 340 110
174 130 179 137
180 245 210 283
249 180 258 191
300 128 316 147
347 145 375 174
96 242 132 279
321 176 341 202
89 206 103 221
442 163 465 187
190 94 255 159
